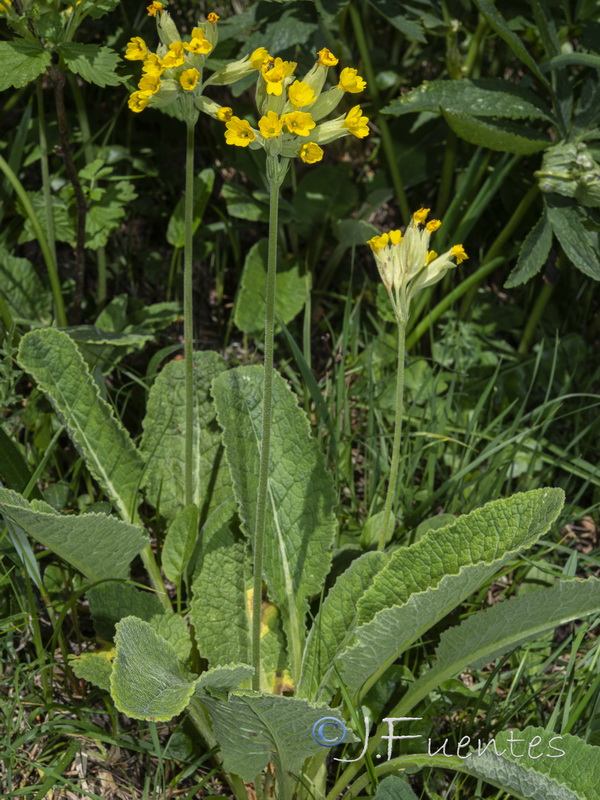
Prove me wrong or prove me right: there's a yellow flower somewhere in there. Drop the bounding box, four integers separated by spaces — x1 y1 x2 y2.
0 0 12 13
225 116 256 147
207 12 219 22
250 47 273 71
389 229 402 245
450 244 468 264
426 250 438 264
367 233 389 254
146 1 163 16
142 53 164 75
217 106 233 122
281 111 315 136
138 73 161 94
128 90 153 112
426 219 441 233
162 41 185 68
413 207 429 225
338 67 366 93
258 110 283 138
299 142 324 164
288 80 316 108
317 47 338 66
180 68 200 91
343 105 369 138
124 37 148 61
262 57 296 96
184 36 212 54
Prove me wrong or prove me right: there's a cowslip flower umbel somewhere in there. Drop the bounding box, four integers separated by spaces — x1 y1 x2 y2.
368 208 468 323
216 46 369 165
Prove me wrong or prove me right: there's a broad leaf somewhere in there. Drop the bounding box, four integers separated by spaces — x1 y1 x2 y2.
0 248 52 323
18 328 144 521
399 578 600 714
0 41 51 91
0 488 148 582
190 542 289 692
80 0 120 20
338 489 564 694
59 44 121 87
546 194 600 280
111 616 198 721
374 776 419 800
383 78 551 121
140 351 232 522
162 504 199 586
297 551 387 702
150 613 192 663
212 366 337 681
196 663 254 694
70 650 114 691
505 208 553 288
88 582 165 640
441 109 549 155
234 239 309 335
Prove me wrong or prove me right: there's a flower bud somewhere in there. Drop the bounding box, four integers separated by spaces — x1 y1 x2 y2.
156 9 181 46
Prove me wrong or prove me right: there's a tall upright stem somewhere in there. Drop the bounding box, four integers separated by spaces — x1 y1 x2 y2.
252 158 283 690
184 119 195 509
378 319 406 551
36 77 57 267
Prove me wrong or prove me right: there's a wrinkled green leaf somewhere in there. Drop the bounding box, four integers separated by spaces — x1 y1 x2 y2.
18 328 144 521
546 194 600 280
505 209 553 288
70 650 114 692
0 248 52 322
0 488 148 582
88 582 165 640
441 109 549 155
0 41 51 91
150 613 192 663
59 43 121 87
212 366 337 681
234 239 310 334
374 776 419 800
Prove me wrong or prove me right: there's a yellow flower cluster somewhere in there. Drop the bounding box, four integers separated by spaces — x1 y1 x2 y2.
218 46 369 164
367 208 468 322
124 9 218 115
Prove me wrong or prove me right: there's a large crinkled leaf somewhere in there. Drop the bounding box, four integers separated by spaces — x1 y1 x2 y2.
338 489 564 694
505 209 553 288
0 41 51 91
18 328 144 521
546 194 600 281
58 43 121 87
297 551 387 702
150 612 192 663
233 239 310 334
441 109 549 155
111 617 198 721
88 582 165 640
374 776 419 800
212 366 337 681
190 542 289 692
201 690 355 785
0 488 148 582
0 248 52 323
383 78 552 120
70 649 115 691
140 351 231 522
395 578 600 715
196 663 254 695
463 727 600 800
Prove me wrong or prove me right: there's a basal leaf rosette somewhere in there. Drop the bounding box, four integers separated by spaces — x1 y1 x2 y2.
368 207 468 323
213 46 370 165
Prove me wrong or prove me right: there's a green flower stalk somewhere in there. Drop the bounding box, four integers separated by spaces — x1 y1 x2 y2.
367 209 468 551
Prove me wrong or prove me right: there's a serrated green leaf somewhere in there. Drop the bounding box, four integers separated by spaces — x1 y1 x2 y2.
201 690 354 785
0 488 148 582
0 41 51 91
234 239 309 334
212 366 337 681
140 351 232 522
383 78 552 120
70 650 115 692
18 328 144 521
88 582 165 640
505 209 553 287
298 551 387 702
190 542 289 692
59 43 121 87
166 168 214 247
18 191 74 248
338 489 564 694
0 247 52 323
546 194 600 280
441 108 549 155
111 616 198 721
149 613 192 663
85 180 137 248
463 727 600 800
400 578 600 714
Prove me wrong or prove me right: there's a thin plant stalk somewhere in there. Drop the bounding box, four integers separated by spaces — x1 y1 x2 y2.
184 118 196 509
36 77 57 267
518 267 559 355
252 156 285 690
377 319 406 551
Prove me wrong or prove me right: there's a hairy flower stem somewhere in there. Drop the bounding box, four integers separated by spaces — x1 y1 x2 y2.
36 78 57 268
378 319 406 551
184 118 196 509
252 157 284 690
